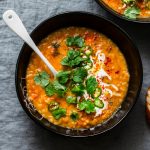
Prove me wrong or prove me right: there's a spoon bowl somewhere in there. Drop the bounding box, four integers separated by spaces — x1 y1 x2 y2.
3 10 57 76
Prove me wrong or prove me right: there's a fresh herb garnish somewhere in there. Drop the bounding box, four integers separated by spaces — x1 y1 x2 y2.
66 36 85 48
67 49 80 59
61 49 84 67
86 76 98 95
34 71 50 87
56 71 71 84
70 112 79 121
124 6 140 19
33 34 104 118
72 67 87 83
45 82 55 96
66 96 77 104
47 101 66 120
51 108 66 120
71 84 85 96
78 100 95 114
53 81 67 97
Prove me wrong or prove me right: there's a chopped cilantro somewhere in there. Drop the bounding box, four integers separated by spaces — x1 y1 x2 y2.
66 96 77 104
61 57 69 66
71 84 85 96
34 72 67 97
69 56 84 67
78 100 95 114
52 108 66 120
56 71 71 84
72 67 87 83
45 82 55 96
61 49 84 67
70 112 79 121
34 71 50 87
86 76 98 95
66 36 85 48
67 49 80 59
53 81 67 97
124 6 140 19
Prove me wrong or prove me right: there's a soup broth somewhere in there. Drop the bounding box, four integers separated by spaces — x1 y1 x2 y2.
102 0 150 19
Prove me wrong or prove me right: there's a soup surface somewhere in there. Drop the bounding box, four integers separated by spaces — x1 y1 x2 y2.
26 27 129 129
102 0 150 19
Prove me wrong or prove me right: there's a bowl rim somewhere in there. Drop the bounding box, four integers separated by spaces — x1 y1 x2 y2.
95 0 150 23
15 11 143 137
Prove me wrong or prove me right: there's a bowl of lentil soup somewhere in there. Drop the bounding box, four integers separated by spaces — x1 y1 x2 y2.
16 12 142 136
95 0 150 23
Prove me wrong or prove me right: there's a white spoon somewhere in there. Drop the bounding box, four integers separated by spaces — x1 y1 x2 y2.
3 10 57 76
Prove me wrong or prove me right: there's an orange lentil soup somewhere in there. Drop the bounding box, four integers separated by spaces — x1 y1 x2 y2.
26 27 129 129
102 0 150 19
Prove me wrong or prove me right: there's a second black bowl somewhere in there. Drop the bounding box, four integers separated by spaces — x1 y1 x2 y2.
95 0 150 23
15 12 143 137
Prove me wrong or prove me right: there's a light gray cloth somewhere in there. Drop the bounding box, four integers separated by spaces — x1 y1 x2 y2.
0 0 150 150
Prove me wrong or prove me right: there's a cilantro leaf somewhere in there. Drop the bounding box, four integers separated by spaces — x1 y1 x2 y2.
86 76 98 95
124 7 140 19
66 96 77 104
69 56 84 67
61 49 84 67
45 83 55 96
56 71 71 84
61 57 69 66
66 36 85 48
52 108 66 120
70 112 79 121
40 71 50 79
72 67 87 83
71 84 85 96
53 81 66 97
34 71 50 87
67 50 80 59
34 76 41 85
78 100 95 114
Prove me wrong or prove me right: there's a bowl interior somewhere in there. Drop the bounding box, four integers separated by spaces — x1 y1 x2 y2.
16 12 143 137
95 0 150 23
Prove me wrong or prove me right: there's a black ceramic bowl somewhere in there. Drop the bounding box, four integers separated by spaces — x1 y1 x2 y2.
95 0 150 23
15 12 143 137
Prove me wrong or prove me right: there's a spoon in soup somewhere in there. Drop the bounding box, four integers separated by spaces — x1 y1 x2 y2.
3 10 57 76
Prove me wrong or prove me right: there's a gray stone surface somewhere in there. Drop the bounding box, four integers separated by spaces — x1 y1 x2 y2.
0 0 150 150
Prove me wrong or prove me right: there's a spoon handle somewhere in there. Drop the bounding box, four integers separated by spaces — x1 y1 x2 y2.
3 10 57 76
